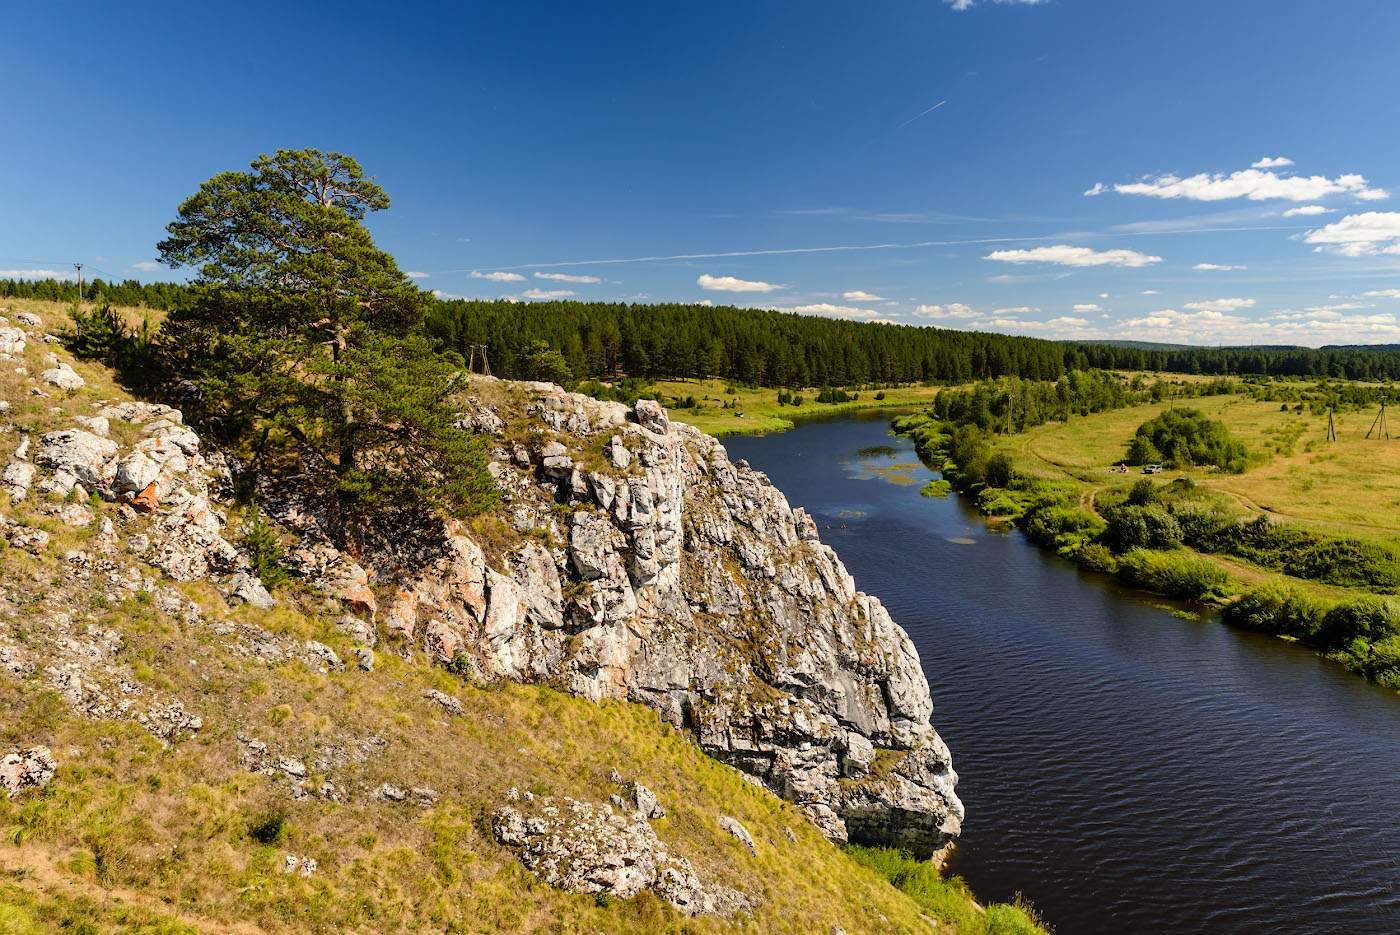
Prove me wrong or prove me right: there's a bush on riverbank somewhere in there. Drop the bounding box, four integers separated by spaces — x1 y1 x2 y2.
1115 549 1232 601
1221 583 1326 639
1223 587 1400 687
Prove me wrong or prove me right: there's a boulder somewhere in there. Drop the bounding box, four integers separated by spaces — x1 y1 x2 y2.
1 746 56 797
2 461 35 501
718 816 756 855
633 398 670 434
35 429 118 489
228 572 276 609
41 364 85 390
0 327 25 355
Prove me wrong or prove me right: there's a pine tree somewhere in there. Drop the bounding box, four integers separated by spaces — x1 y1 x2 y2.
157 149 496 535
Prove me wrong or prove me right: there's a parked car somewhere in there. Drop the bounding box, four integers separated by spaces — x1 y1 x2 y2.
1143 463 1164 474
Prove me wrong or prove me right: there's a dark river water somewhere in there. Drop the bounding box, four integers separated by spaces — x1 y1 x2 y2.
723 411 1400 935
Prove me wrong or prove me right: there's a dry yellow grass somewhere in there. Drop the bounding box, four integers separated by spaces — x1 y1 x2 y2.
1 303 1029 933
1001 393 1400 546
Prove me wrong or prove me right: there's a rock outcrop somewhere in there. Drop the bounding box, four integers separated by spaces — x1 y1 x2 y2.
492 787 753 917
274 379 963 856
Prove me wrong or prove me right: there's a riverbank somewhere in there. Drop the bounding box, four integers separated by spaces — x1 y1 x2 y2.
892 407 1400 691
724 411 1400 934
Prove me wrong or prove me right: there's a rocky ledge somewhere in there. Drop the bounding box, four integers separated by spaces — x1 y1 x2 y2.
271 380 963 857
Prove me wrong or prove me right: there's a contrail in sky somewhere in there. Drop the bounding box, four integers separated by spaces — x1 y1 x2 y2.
432 226 1308 272
895 99 947 129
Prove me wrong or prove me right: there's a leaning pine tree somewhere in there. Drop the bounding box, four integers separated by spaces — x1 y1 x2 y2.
157 149 497 540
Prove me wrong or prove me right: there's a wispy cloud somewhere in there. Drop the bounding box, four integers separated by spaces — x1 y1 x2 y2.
895 100 947 130
782 302 880 320
1362 289 1400 299
914 303 981 319
534 271 601 283
984 245 1162 268
843 290 885 301
470 270 526 282
405 271 430 279
1282 205 1332 217
697 273 782 293
1073 303 1102 312
0 268 74 280
1185 297 1256 312
1087 160 1387 203
946 0 1048 10
130 260 161 272
521 288 575 300
1193 263 1246 271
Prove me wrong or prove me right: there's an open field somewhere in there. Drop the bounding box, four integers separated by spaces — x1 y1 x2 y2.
654 378 946 436
999 393 1400 546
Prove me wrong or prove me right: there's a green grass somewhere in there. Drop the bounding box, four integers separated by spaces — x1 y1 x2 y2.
652 377 949 436
846 846 1047 934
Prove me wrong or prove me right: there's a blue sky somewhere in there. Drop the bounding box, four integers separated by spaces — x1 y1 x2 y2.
6 0 1400 346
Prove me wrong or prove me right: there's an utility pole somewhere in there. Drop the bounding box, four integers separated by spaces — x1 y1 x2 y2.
1366 397 1390 441
1326 407 1337 442
73 262 83 307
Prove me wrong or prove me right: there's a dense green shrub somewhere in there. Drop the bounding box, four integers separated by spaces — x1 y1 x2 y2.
1125 408 1249 473
1022 505 1104 552
984 452 1015 489
1077 543 1119 573
1115 549 1230 601
1104 504 1182 552
1316 598 1400 650
1221 584 1326 639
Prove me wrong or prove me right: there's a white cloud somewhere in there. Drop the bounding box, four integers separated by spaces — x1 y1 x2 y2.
1087 163 1387 203
1048 316 1089 327
695 299 714 306
1098 293 1110 299
1140 289 1160 295
1282 205 1332 217
1117 304 1400 347
1362 289 1400 299
534 271 601 283
130 260 161 272
782 302 880 320
946 0 1048 9
0 268 75 280
521 288 575 300
842 290 885 301
913 303 980 319
697 273 782 293
1251 156 1294 169
1185 297 1256 312
1072 303 1102 312
991 306 1040 314
1303 212 1400 257
470 270 526 282
983 245 1162 268
1193 263 1247 271
404 271 430 279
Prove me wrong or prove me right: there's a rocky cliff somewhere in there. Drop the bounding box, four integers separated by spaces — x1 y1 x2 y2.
262 379 964 857
2 308 961 862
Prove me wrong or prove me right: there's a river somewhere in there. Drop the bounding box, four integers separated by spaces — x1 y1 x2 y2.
721 410 1400 935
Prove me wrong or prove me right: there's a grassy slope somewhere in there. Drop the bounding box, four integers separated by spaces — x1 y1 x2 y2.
0 299 1043 933
985 391 1399 607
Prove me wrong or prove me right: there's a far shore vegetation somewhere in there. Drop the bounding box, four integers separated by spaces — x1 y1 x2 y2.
894 371 1400 690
